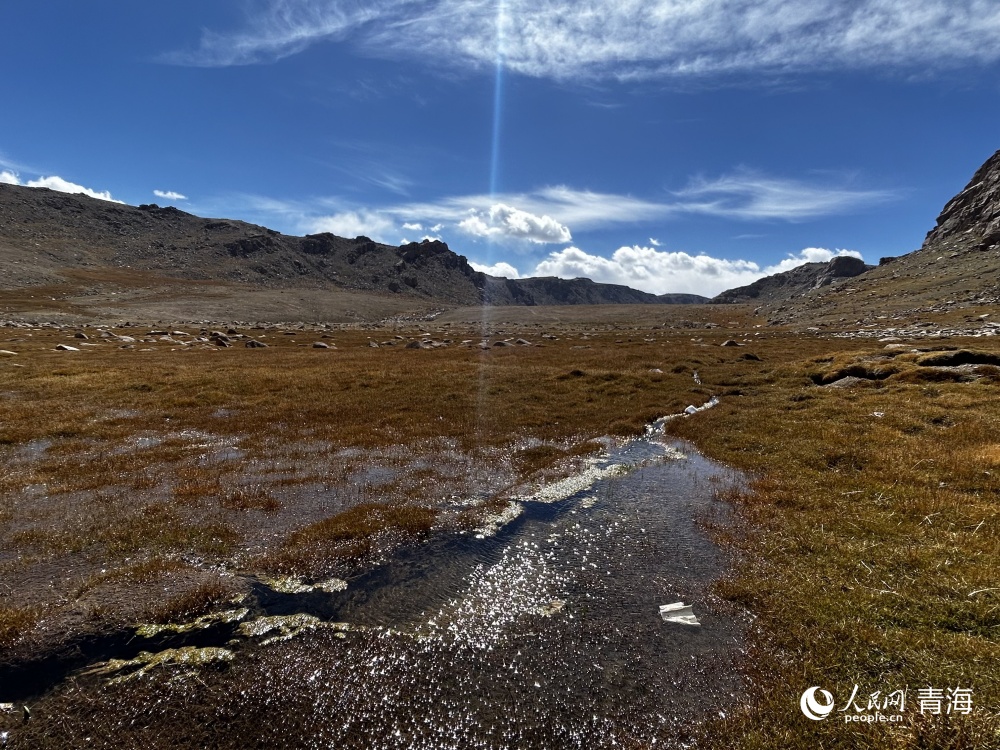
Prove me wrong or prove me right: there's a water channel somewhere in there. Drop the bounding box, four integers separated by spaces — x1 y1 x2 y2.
4 425 746 749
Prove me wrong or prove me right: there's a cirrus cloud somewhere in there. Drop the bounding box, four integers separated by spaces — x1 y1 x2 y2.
169 1 1000 82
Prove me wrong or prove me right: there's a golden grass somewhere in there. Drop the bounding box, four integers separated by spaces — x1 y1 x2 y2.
0 604 43 648
1 323 998 747
264 502 438 577
145 580 232 625
668 345 1000 749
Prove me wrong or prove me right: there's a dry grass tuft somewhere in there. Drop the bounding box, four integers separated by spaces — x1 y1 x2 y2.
0 604 43 648
219 484 281 512
265 502 438 577
144 580 232 624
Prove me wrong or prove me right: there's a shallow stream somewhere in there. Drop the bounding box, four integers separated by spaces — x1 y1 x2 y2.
4 427 746 748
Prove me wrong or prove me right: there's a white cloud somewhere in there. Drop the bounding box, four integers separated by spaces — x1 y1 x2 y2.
402 222 423 231
169 1 1000 81
532 245 863 297
154 189 188 201
308 210 397 241
457 203 572 244
649 237 662 247
0 168 123 202
768 246 862 273
5 174 123 203
469 260 522 278
399 188 669 232
674 172 894 220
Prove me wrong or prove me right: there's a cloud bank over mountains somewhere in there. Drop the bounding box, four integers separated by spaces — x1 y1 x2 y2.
0 170 122 203
500 245 863 296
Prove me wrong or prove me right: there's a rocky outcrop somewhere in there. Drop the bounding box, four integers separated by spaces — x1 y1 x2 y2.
711 256 874 304
922 149 1000 253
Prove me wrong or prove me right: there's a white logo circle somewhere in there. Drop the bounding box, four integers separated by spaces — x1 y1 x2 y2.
800 687 835 721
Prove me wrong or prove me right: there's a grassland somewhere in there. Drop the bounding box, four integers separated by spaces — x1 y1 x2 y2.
0 309 997 748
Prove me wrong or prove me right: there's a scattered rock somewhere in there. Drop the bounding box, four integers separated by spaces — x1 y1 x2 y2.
368 341 379 348
823 376 867 388
245 340 268 348
73 332 88 339
54 344 79 351
720 339 743 347
312 342 330 349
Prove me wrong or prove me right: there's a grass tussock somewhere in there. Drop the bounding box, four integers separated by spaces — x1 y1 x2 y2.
219 484 281 512
0 604 43 648
144 580 232 624
265 502 438 577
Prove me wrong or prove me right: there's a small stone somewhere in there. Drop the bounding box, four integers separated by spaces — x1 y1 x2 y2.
214 338 231 347
312 342 330 349
74 332 88 339
824 376 866 388
55 344 79 351
515 338 532 346
720 339 743 347
245 340 268 348
493 340 512 347
368 341 379 348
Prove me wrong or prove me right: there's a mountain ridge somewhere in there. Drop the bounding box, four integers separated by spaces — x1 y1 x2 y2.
0 183 707 308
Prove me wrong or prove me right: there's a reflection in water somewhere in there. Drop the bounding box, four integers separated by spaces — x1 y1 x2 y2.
8 432 745 749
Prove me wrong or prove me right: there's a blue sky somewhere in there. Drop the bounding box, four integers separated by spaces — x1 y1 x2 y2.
3 1 1000 296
